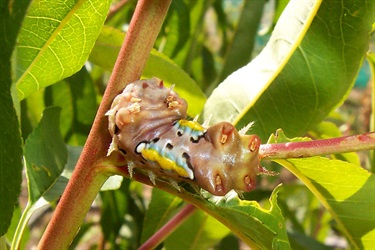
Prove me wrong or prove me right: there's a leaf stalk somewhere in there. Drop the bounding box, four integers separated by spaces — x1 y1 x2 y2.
259 131 375 160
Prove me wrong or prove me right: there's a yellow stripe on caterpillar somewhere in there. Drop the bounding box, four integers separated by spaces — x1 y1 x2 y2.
141 148 194 179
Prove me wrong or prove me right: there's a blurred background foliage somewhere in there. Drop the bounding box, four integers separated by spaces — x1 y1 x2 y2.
12 0 374 249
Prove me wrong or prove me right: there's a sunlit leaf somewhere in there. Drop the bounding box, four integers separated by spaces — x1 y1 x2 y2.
202 186 290 249
269 130 375 249
15 0 111 100
204 0 375 142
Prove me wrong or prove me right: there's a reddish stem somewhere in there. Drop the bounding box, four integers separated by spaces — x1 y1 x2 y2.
259 131 375 159
38 0 172 249
139 204 197 250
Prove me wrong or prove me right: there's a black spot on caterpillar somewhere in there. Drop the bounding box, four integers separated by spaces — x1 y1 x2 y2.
106 78 264 196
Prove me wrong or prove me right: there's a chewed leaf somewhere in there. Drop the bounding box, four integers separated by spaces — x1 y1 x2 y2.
204 0 375 141
15 0 111 100
203 186 290 249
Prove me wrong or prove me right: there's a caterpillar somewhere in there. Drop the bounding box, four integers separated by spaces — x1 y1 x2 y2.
106 78 266 196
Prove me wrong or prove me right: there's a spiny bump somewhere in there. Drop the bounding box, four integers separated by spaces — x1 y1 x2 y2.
148 171 156 185
128 161 135 178
202 114 212 128
239 121 255 135
170 180 181 192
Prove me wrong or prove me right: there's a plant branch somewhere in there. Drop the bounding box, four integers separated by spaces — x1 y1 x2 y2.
38 0 172 249
139 204 197 250
259 131 375 159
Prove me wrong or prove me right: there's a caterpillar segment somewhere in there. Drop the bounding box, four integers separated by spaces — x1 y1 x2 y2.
107 78 264 196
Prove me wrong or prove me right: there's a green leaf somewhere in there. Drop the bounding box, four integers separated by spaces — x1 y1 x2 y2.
6 205 30 249
141 188 184 243
204 0 375 141
89 26 206 116
141 189 230 249
46 67 97 145
278 184 333 249
162 0 208 70
203 186 290 249
160 0 190 59
12 107 67 249
218 0 266 82
309 120 361 165
0 0 30 236
24 106 67 203
165 210 230 250
100 179 130 246
367 53 375 171
269 131 375 249
15 0 111 100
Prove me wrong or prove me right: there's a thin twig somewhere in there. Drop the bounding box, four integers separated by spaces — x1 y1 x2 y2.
259 131 375 159
139 204 197 250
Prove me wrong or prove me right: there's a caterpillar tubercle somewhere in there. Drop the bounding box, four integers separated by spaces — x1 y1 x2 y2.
106 78 263 196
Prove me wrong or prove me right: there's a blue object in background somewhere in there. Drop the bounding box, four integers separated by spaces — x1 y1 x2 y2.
354 59 371 89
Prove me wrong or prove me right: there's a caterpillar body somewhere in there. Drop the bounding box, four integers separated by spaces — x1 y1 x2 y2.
106 78 263 196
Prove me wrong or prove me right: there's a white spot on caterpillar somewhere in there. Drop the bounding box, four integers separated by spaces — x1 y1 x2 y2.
136 142 146 153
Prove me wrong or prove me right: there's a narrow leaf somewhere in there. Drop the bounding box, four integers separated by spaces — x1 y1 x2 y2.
218 0 266 82
0 0 30 236
15 0 111 100
24 107 67 203
12 107 68 249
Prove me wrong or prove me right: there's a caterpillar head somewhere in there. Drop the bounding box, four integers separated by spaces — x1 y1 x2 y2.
191 122 261 196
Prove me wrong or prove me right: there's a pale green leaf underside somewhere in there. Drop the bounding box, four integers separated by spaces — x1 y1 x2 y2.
89 26 206 116
15 0 111 100
204 0 374 141
204 0 321 125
